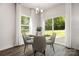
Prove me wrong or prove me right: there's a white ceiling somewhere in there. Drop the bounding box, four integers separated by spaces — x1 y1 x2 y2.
20 3 59 10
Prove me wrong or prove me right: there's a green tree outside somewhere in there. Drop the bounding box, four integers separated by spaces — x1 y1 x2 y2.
45 18 52 30
54 16 65 30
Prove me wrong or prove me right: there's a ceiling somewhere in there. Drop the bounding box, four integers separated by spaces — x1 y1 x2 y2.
20 3 59 10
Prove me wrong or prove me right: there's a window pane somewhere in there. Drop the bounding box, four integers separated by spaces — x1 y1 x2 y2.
54 16 65 30
45 25 52 30
21 26 29 32
21 16 30 25
45 18 52 30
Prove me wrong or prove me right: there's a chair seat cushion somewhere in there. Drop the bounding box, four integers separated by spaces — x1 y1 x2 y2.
26 40 33 44
46 40 52 44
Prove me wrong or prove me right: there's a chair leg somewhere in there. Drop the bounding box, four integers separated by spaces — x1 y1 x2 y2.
52 44 55 53
24 45 26 55
43 50 45 56
34 51 36 56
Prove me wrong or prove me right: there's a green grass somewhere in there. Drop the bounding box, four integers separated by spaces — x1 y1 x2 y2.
44 30 65 38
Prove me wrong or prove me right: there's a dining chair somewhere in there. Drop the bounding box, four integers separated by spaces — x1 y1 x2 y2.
46 32 56 53
22 34 33 55
32 36 46 56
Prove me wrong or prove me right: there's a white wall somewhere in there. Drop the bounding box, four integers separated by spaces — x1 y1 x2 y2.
41 13 46 33
0 3 16 50
71 3 79 50
44 4 65 19
65 4 72 48
30 9 38 35
21 5 31 16
30 9 42 35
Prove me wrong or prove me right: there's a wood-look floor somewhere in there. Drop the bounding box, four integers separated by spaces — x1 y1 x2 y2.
0 44 79 56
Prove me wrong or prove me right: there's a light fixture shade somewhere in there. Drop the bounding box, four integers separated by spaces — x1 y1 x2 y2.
40 9 43 13
36 8 39 14
35 8 44 14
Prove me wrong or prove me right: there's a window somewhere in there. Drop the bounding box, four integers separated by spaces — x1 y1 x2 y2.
44 16 65 38
21 16 30 34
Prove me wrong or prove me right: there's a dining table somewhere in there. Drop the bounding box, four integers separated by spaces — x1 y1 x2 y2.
26 34 52 44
